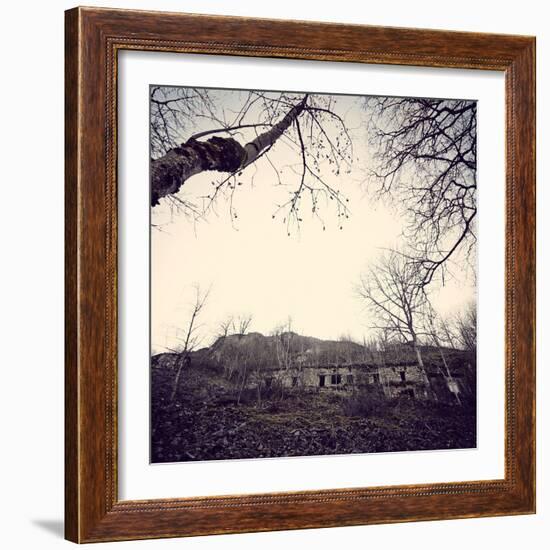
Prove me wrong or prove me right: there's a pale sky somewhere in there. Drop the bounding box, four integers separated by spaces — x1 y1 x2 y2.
151 88 475 353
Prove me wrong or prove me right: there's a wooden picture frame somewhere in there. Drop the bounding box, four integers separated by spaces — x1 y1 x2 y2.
65 6 536 543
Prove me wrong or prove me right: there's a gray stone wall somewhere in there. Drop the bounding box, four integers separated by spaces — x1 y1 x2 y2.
252 361 474 403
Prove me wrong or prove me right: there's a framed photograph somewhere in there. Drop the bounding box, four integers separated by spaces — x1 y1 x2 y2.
65 7 536 543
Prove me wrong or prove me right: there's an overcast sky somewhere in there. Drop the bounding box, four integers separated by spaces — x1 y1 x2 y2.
150 88 475 353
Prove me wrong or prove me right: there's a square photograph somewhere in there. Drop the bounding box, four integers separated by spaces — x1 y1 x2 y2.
149 85 477 463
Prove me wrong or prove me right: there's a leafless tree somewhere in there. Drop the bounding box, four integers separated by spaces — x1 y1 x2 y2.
357 250 429 374
151 88 354 233
222 333 270 406
235 314 253 335
337 334 353 364
269 317 296 398
365 97 477 286
217 314 235 340
247 337 273 406
170 285 210 403
454 301 477 352
234 348 252 406
369 330 392 367
272 317 294 372
437 313 461 350
424 305 462 405
216 313 252 339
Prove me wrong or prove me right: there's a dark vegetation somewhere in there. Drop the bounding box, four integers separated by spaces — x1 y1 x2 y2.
151 340 476 463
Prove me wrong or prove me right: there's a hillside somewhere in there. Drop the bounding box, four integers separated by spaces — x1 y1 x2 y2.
153 330 473 373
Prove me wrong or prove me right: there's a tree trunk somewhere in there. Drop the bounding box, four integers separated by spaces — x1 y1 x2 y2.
170 356 186 404
433 334 462 405
151 96 307 206
413 341 424 368
412 340 435 401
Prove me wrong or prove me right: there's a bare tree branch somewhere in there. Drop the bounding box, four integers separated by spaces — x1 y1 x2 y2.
357 250 430 374
151 96 308 206
170 284 210 403
150 88 355 233
365 97 477 285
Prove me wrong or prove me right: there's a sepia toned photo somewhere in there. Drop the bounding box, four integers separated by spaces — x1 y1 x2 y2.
149 85 477 463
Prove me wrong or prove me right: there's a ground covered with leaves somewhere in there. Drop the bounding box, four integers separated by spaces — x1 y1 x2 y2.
151 365 476 463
